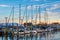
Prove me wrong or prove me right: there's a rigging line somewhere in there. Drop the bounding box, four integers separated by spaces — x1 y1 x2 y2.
8 7 14 23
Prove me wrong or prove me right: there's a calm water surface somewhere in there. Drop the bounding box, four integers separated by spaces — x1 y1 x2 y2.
0 31 60 40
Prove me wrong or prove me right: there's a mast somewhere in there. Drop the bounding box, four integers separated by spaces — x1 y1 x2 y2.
25 5 28 25
31 5 33 24
12 6 14 25
17 4 21 37
7 6 14 36
19 4 21 25
44 8 48 24
30 4 33 33
39 6 41 29
39 6 41 24
35 5 38 25
11 6 14 36
44 8 48 40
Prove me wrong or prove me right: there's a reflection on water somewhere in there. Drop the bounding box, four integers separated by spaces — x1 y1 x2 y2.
0 31 60 40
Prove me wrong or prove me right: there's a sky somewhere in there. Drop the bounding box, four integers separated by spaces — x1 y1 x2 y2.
0 0 60 24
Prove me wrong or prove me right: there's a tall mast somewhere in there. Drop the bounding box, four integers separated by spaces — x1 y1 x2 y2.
12 6 14 25
31 5 33 24
17 4 21 37
19 4 21 25
39 6 41 24
11 6 14 36
44 8 48 40
26 5 28 24
35 6 38 25
44 8 48 24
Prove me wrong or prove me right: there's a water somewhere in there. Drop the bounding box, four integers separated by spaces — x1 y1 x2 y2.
0 31 60 40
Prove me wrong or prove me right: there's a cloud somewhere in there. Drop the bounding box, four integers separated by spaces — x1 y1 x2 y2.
14 1 60 11
40 1 60 8
47 4 60 10
22 1 60 10
0 4 9 7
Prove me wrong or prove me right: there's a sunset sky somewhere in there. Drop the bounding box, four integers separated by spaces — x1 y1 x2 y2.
0 0 60 24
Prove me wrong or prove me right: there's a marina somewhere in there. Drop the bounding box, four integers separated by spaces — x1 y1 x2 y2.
0 5 55 36
0 0 60 40
0 22 58 36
